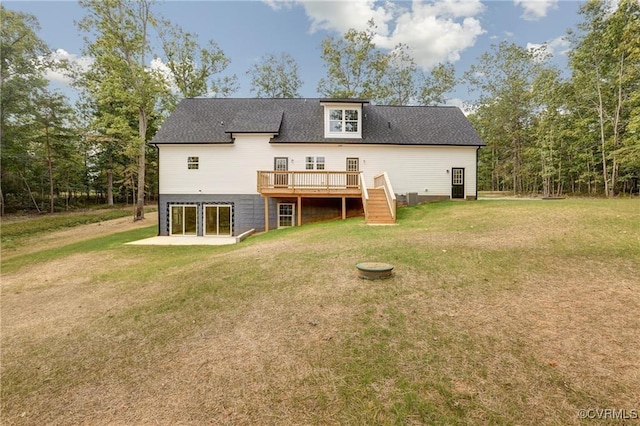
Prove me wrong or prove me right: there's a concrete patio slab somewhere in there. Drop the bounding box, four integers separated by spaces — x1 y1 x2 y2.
126 229 255 246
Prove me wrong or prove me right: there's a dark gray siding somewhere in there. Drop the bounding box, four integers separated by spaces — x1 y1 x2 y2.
158 194 272 236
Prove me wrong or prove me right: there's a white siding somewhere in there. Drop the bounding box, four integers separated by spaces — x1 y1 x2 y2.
159 136 479 198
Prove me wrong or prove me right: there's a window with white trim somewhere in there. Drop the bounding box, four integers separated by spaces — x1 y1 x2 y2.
329 108 358 133
278 203 295 228
305 156 325 170
187 156 199 170
323 104 362 138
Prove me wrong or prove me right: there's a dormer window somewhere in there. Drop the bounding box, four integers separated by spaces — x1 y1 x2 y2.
321 100 367 139
329 108 358 133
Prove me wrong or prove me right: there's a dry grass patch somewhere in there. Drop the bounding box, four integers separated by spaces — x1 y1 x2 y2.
1 199 639 425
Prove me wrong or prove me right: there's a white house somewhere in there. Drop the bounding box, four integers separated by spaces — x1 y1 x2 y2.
150 98 485 237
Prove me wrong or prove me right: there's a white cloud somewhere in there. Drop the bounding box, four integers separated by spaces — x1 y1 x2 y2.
263 0 298 10
376 3 485 68
514 0 558 21
44 49 93 85
445 97 475 116
526 35 570 60
265 0 485 70
298 0 394 34
149 57 182 95
149 57 173 80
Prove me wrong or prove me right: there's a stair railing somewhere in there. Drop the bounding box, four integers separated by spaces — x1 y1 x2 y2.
360 171 369 221
374 172 396 221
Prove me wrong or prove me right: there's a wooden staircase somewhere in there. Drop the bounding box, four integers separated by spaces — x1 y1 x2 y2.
365 187 396 224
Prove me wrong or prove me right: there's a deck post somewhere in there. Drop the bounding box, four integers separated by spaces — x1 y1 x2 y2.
342 196 346 219
264 196 269 232
297 196 302 227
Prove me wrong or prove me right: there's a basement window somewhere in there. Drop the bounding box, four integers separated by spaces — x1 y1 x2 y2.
187 156 199 170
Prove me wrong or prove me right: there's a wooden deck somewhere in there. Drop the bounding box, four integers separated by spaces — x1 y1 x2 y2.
257 171 363 197
257 170 396 231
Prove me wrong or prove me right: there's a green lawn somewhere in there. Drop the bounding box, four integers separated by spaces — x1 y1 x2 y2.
1 199 639 425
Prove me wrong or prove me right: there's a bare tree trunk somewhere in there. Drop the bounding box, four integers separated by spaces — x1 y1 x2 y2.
45 124 55 213
134 107 147 221
610 53 625 196
20 171 41 213
0 186 5 217
106 146 114 205
595 70 611 197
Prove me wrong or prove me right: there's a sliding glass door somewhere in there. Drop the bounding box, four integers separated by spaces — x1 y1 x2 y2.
204 205 232 236
170 205 197 235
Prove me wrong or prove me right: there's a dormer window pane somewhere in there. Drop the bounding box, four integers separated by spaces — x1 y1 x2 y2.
345 109 358 132
330 121 342 132
329 109 343 132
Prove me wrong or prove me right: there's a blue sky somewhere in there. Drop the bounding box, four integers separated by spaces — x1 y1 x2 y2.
6 0 585 110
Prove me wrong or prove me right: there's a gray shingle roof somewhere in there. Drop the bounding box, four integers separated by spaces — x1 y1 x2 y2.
225 109 283 134
151 98 485 147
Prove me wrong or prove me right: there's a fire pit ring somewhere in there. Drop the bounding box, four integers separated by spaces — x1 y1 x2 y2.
356 262 394 280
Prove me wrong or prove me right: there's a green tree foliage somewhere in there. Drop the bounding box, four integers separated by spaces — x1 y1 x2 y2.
317 20 389 100
77 1 235 215
419 63 457 106
78 0 164 220
247 52 302 98
465 42 545 193
531 67 569 197
0 6 50 214
379 44 417 105
28 89 80 213
568 0 640 196
157 20 237 104
317 21 457 106
468 0 639 196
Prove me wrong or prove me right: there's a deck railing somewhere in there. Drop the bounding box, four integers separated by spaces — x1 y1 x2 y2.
257 170 362 193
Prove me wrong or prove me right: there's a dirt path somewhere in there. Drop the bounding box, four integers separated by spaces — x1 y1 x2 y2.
1 212 158 260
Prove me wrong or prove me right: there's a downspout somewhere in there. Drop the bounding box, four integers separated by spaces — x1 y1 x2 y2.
153 144 161 236
475 147 480 200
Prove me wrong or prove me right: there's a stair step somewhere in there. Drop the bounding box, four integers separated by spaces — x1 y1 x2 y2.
365 187 395 224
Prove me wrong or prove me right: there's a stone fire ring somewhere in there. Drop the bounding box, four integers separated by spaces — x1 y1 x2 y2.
356 262 394 280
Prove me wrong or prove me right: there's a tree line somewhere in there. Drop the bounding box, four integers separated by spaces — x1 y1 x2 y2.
1 0 638 216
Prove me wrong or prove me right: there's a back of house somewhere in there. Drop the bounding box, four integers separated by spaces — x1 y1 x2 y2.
150 98 485 237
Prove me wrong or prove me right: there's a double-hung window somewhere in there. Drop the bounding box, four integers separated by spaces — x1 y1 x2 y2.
187 156 199 170
305 156 315 170
305 156 326 170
